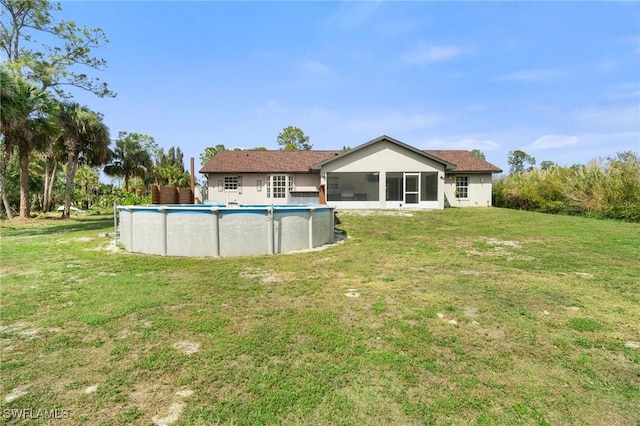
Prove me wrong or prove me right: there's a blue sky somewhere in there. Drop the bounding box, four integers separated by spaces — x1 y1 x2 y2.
59 1 639 173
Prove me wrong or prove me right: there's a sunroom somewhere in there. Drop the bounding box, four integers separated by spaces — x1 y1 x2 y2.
312 136 453 210
325 171 440 208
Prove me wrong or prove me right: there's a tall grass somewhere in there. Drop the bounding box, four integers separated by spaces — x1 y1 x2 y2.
493 151 640 221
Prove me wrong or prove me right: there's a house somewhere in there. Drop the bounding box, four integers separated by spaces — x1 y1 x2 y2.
199 135 503 209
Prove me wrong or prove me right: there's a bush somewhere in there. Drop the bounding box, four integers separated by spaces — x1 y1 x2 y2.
493 152 640 222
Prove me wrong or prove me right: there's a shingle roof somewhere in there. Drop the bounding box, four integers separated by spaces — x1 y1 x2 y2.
199 150 342 174
424 150 503 173
199 142 502 175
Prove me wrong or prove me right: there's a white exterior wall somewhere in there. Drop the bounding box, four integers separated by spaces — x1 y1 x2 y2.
206 173 321 205
320 140 445 209
292 174 320 191
443 173 494 207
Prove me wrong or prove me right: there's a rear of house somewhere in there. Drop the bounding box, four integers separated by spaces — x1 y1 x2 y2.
200 135 502 209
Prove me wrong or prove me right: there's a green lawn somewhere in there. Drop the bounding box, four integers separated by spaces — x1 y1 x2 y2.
1 208 638 425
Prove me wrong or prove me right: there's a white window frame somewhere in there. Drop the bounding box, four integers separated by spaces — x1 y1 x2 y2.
267 175 293 199
224 176 239 191
455 176 469 199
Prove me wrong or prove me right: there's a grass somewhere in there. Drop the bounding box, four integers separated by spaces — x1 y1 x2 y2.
1 208 639 425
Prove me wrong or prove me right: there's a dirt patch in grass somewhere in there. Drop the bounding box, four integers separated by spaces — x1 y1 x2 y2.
345 288 360 298
457 236 537 261
172 341 200 355
463 306 479 319
240 266 283 284
4 388 28 403
95 239 121 253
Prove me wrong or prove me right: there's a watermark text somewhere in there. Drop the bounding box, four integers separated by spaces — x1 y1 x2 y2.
3 408 69 420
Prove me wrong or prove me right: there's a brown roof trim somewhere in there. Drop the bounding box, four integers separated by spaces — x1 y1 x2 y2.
199 137 503 175
425 150 503 173
199 150 341 174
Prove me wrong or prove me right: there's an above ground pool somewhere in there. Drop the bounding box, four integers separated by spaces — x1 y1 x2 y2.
117 203 336 257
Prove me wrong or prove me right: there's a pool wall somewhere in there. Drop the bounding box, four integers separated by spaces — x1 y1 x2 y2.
117 205 336 257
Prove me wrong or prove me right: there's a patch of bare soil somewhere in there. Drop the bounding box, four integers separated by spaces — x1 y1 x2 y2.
463 306 479 319
460 237 534 261
151 389 195 426
345 288 360 298
240 267 282 284
57 236 93 244
4 388 28 403
574 272 594 278
172 341 200 355
91 239 122 253
437 310 506 339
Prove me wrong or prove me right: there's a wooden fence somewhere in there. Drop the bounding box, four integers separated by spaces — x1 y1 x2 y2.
151 185 194 204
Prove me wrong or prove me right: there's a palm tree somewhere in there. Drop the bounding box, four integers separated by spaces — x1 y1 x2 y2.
103 132 153 193
39 131 66 213
0 68 18 218
58 101 110 219
0 67 58 218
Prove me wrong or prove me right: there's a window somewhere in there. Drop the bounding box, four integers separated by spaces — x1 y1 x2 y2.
267 175 291 199
224 176 239 191
421 173 438 201
455 176 468 199
327 172 379 202
272 175 287 198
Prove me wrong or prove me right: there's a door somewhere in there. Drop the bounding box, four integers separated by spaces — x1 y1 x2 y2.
319 184 326 205
404 173 419 204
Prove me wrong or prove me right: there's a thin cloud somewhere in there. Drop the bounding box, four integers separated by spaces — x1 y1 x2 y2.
346 111 442 134
499 69 563 82
302 60 332 75
526 134 579 150
425 138 500 151
326 1 382 31
572 104 640 129
605 82 640 100
401 44 466 65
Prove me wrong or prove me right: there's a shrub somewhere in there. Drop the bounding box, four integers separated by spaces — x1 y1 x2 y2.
493 151 640 222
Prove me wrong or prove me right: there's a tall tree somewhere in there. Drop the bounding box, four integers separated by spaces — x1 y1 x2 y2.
471 149 486 160
0 67 19 218
508 150 536 175
39 127 65 212
74 164 99 209
200 144 226 167
58 101 110 218
540 160 556 171
0 67 58 217
153 146 189 187
103 132 153 192
0 0 115 98
277 126 312 151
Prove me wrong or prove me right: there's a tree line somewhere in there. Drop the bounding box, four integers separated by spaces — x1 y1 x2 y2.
0 0 190 219
493 150 640 222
